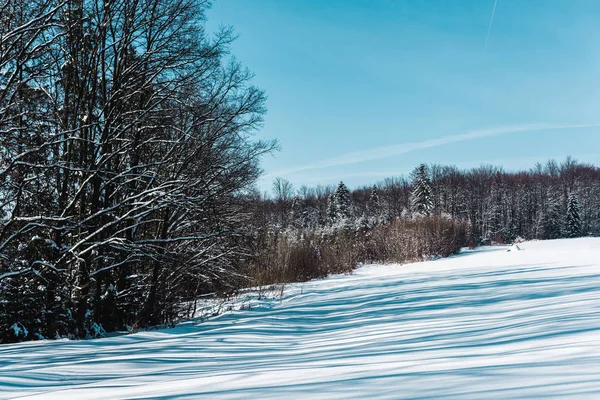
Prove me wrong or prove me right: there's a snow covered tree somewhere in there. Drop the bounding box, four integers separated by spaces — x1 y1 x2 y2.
539 191 562 239
411 164 434 216
0 0 275 342
326 193 337 223
325 182 353 225
333 181 352 221
565 192 582 238
484 173 505 242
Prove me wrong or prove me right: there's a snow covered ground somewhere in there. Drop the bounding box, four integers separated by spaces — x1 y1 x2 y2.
2 238 600 399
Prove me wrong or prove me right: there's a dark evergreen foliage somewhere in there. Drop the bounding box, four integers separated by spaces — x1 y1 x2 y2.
333 182 352 221
565 193 582 238
411 164 434 216
540 191 562 239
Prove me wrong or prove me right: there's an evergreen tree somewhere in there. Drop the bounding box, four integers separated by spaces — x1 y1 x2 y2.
539 191 562 239
411 164 434 216
565 192 582 238
333 181 352 221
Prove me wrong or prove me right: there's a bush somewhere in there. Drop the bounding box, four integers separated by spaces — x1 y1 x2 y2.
247 215 467 286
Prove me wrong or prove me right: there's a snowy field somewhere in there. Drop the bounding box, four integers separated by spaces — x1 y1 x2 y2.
2 238 600 399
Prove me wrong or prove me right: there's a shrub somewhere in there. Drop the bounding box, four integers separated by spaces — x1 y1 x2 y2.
247 215 467 286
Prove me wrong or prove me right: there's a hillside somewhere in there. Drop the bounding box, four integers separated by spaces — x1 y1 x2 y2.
2 238 600 399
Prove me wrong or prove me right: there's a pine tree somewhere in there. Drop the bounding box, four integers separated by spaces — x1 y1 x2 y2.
539 191 562 239
333 181 352 221
325 182 353 225
411 164 434 216
565 192 582 238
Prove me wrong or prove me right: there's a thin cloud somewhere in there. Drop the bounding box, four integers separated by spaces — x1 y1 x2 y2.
484 0 498 52
266 123 600 179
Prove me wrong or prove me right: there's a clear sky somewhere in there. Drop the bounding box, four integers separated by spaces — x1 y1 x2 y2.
206 0 600 191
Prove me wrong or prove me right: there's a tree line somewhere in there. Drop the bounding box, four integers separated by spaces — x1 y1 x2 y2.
244 157 596 287
263 157 596 244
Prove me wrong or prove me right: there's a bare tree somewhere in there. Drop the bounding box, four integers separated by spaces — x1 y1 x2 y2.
0 0 276 342
272 177 294 226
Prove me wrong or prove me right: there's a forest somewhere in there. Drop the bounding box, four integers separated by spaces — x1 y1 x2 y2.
1 0 599 343
248 157 596 287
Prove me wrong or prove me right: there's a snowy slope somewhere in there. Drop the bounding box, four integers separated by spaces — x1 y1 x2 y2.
2 238 600 399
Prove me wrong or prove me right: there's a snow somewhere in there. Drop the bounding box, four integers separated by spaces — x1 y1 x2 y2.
9 323 27 339
2 238 600 399
508 243 521 252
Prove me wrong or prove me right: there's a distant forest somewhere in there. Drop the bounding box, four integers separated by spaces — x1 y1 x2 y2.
246 156 595 290
1 0 598 343
262 156 596 244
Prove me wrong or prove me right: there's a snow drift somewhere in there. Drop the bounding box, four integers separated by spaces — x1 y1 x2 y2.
1 238 600 399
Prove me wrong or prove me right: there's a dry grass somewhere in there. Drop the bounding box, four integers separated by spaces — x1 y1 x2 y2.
247 215 467 286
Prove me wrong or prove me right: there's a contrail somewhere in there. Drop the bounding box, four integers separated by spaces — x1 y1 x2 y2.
484 0 498 52
265 122 600 179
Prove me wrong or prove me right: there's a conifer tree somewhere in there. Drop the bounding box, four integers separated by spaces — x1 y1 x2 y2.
411 164 434 216
333 181 352 221
565 192 582 238
540 191 562 239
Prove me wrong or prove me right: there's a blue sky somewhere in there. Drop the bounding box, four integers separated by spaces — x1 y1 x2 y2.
206 0 600 191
